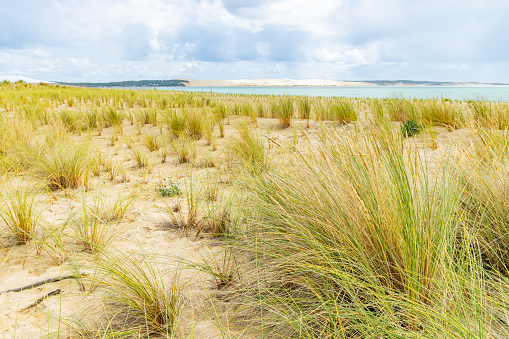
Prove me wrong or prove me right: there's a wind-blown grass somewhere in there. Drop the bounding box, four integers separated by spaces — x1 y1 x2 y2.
30 141 92 190
0 187 39 244
70 193 115 253
91 250 184 335
328 100 357 124
224 125 500 337
298 98 312 127
278 97 294 127
229 121 267 171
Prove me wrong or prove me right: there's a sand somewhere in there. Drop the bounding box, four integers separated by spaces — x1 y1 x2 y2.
0 98 478 337
182 78 374 87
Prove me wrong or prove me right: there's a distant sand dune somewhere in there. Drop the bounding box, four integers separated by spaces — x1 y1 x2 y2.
182 78 375 87
0 75 52 83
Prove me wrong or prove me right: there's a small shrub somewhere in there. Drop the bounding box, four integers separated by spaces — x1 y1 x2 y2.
159 178 182 197
401 120 422 137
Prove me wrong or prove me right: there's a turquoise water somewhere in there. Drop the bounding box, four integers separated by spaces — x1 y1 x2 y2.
147 86 509 102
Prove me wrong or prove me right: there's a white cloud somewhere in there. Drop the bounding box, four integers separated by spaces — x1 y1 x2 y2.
0 0 508 82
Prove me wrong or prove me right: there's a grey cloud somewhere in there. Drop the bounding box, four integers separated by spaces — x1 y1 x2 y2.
118 23 154 60
170 23 309 63
220 0 271 14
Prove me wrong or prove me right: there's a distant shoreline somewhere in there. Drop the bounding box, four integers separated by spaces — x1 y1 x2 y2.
23 78 509 88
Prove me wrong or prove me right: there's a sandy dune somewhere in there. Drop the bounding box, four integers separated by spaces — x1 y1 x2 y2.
182 78 374 87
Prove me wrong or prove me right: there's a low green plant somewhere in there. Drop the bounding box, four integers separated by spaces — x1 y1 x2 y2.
401 120 422 137
159 177 182 197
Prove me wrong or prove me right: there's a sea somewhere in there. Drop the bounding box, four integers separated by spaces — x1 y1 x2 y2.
138 86 509 102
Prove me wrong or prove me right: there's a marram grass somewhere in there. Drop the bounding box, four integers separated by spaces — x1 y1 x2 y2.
30 140 92 190
90 250 184 336
225 125 508 337
0 187 39 244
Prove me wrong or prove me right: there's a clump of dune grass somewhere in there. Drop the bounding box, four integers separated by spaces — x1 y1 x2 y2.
142 132 161 151
137 108 158 126
370 99 385 121
256 102 265 118
103 157 128 182
130 146 150 168
329 100 357 124
229 120 267 171
183 248 238 290
83 108 100 131
102 107 124 128
70 193 114 253
386 97 419 122
30 140 92 190
167 109 187 136
278 97 294 127
298 97 312 127
213 103 228 121
420 98 463 128
162 169 203 236
90 187 136 223
172 135 196 164
187 109 206 139
456 129 509 271
57 109 82 132
159 133 172 163
222 125 498 337
0 187 39 244
89 250 184 336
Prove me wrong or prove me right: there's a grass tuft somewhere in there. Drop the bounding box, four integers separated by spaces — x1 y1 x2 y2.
0 187 39 244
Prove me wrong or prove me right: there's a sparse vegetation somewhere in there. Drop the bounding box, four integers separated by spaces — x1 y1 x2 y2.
2 82 509 338
0 187 39 244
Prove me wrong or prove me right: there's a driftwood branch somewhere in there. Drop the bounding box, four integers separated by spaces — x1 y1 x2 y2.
0 274 87 295
21 289 62 311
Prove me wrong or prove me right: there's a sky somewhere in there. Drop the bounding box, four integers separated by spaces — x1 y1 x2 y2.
1 0 509 83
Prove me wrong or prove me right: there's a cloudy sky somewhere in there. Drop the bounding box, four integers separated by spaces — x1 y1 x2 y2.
1 0 509 82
